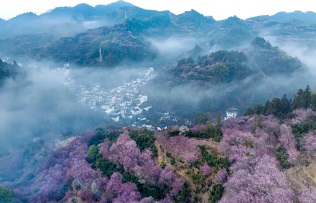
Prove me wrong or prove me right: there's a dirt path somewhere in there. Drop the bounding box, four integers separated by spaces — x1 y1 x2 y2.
154 135 222 203
155 141 195 187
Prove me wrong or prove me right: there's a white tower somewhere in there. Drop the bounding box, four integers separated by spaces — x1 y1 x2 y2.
99 46 103 62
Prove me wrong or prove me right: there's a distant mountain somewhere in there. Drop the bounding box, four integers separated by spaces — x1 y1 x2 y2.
249 16 316 48
1 1 316 68
208 16 255 48
174 9 215 32
0 1 139 39
248 11 316 24
42 3 97 19
0 12 39 37
8 12 38 22
0 33 55 56
0 0 218 40
96 0 134 11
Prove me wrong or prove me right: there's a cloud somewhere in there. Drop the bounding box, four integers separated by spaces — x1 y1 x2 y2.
0 65 106 155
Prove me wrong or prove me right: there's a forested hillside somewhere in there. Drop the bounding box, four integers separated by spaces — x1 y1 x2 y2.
1 1 316 203
0 86 315 202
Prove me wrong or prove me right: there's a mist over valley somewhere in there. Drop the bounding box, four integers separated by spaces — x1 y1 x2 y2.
1 1 316 202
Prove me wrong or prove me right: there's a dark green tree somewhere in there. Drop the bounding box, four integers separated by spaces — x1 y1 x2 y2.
0 186 15 203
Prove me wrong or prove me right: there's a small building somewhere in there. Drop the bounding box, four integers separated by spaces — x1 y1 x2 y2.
225 108 238 120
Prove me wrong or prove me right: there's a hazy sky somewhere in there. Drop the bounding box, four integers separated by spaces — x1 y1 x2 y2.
1 0 316 20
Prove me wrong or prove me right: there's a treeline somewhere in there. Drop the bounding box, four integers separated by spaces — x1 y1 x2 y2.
245 86 316 119
168 115 223 142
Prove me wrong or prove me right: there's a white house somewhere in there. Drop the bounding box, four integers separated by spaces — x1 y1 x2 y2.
225 108 238 120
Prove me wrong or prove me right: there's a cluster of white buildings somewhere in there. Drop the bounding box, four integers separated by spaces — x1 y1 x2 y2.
60 65 239 128
74 67 155 125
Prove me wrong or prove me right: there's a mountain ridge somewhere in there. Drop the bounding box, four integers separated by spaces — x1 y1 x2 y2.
248 10 316 23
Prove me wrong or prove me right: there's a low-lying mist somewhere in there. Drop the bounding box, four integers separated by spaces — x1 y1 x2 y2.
0 61 152 154
0 60 154 185
0 67 96 155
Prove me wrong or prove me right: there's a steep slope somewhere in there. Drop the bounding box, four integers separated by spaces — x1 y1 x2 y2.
3 104 316 202
32 21 158 67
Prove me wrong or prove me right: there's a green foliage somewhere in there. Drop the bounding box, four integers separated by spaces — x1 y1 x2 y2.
192 160 201 168
89 128 120 146
244 140 254 148
160 161 167 169
163 150 176 165
292 86 312 110
87 145 98 159
167 130 180 137
245 86 315 119
174 182 192 203
199 146 229 169
249 37 303 75
87 145 122 177
87 129 169 201
129 130 158 157
122 171 139 183
175 50 252 84
193 112 210 124
207 118 223 142
276 147 290 169
194 195 202 203
0 186 15 203
185 118 223 142
190 173 206 185
312 94 316 109
209 184 224 203
123 172 168 200
171 157 176 165
177 57 194 67
166 151 172 158
292 118 316 149
251 37 273 49
138 184 168 200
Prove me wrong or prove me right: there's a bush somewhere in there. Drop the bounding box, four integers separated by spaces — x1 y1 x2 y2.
89 128 120 146
276 147 290 169
209 184 224 203
166 151 172 158
87 145 121 177
160 161 167 169
199 146 229 169
130 130 158 157
174 182 191 203
0 186 15 203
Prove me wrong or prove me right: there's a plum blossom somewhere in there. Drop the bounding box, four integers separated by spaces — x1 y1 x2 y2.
199 162 211 176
